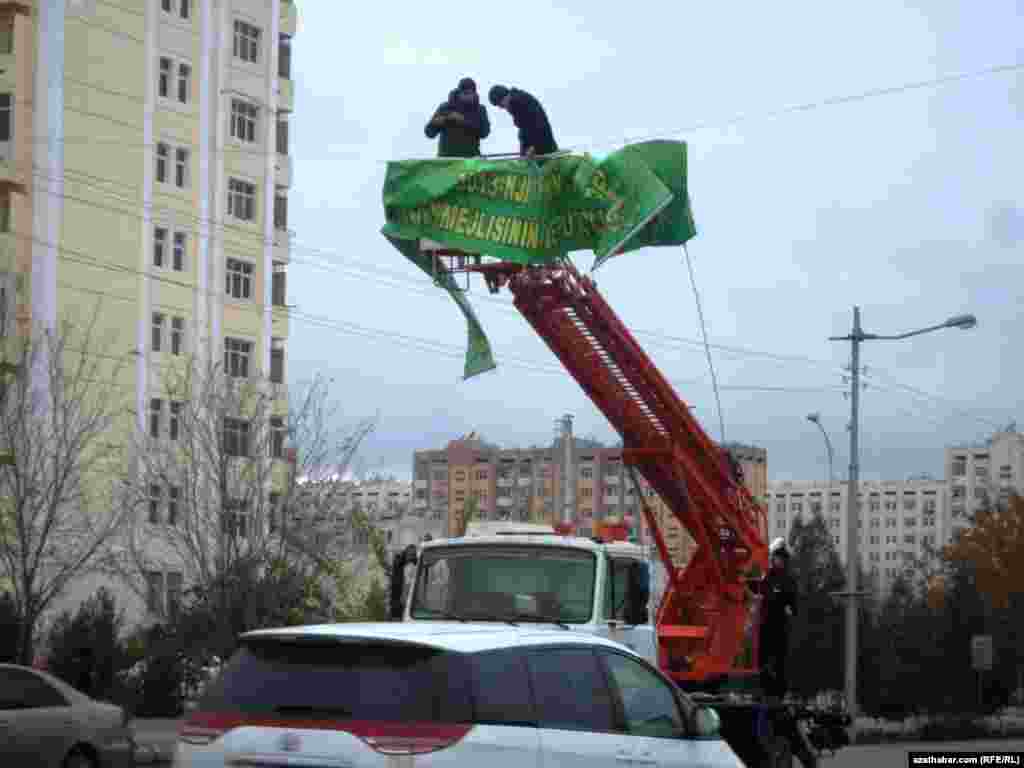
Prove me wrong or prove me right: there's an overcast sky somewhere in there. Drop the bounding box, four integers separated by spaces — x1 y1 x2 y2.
282 0 1022 483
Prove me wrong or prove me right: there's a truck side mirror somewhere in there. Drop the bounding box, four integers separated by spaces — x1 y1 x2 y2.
625 561 650 625
388 546 418 620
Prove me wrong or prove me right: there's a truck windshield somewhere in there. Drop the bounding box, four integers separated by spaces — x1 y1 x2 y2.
410 545 597 624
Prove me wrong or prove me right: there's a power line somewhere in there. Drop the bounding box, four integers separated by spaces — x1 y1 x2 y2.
562 59 1024 153
22 164 1005 427
683 244 725 442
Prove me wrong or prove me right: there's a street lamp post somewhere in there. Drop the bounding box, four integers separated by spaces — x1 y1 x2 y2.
829 307 976 725
807 412 834 485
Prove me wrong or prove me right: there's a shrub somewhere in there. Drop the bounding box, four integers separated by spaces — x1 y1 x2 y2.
45 588 127 701
0 593 20 663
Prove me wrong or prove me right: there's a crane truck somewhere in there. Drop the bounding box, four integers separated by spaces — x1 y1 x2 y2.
380 144 851 767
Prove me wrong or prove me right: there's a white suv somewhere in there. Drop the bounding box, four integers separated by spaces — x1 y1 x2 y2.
174 622 743 767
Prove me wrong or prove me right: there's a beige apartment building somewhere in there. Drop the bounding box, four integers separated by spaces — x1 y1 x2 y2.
0 0 299 628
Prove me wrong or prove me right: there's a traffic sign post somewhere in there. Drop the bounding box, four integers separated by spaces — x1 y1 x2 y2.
972 635 994 712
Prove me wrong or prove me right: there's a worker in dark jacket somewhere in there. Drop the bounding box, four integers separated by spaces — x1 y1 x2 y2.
757 537 798 701
488 84 558 158
425 77 490 158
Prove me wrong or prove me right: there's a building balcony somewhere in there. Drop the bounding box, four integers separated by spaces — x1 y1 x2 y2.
413 498 427 509
497 477 514 487
280 0 298 38
273 227 293 263
414 479 427 489
518 477 532 486
604 474 620 485
275 152 293 189
278 76 294 113
497 497 513 508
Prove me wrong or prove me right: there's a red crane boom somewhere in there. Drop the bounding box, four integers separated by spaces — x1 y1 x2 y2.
475 259 769 685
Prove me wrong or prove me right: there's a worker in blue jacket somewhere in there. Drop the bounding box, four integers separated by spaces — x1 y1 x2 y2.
488 84 558 159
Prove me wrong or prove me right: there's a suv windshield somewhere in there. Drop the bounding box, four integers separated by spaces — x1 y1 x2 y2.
410 545 596 624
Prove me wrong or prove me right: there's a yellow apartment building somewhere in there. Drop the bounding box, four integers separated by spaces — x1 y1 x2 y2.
0 0 298 625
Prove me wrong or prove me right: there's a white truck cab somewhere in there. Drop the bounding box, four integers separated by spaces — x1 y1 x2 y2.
390 521 659 665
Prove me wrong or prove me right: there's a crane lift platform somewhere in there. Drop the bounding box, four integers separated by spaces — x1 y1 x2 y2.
380 143 851 767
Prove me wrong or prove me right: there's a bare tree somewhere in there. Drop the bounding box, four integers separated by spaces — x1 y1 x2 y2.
0 312 130 664
116 356 377 637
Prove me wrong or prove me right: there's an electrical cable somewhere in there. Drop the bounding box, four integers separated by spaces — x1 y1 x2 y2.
17 165 1004 428
683 244 726 443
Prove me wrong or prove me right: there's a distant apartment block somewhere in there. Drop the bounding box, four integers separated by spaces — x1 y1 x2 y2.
945 428 1024 532
411 417 768 571
767 478 947 595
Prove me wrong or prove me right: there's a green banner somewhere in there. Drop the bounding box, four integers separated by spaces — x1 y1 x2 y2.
380 140 697 378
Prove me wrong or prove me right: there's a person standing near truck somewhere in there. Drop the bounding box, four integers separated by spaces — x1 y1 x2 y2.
757 537 798 701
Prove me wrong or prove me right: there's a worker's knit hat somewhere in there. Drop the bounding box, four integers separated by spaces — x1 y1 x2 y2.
489 85 509 106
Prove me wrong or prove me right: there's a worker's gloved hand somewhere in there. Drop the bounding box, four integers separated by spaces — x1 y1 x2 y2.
448 112 465 124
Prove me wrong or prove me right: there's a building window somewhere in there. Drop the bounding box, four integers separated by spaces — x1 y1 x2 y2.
169 401 181 441
776 519 786 530
167 485 180 525
151 312 164 352
166 571 183 621
270 416 285 459
903 497 916 510
272 262 286 306
0 271 13 337
476 470 488 481
158 57 172 98
162 0 190 19
0 94 11 151
155 142 169 183
224 338 252 379
148 484 162 523
223 418 251 457
177 62 191 103
149 398 162 439
951 456 966 477
274 190 288 230
146 571 164 613
153 226 167 267
175 147 190 187
276 117 289 155
225 258 254 300
158 57 190 103
0 19 12 55
580 467 593 479
278 35 292 78
228 178 256 221
231 99 258 143
270 338 284 384
234 20 261 63
172 231 186 271
171 317 185 356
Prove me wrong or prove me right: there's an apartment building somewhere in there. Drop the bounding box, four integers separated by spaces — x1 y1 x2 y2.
285 478 413 558
411 419 768 573
0 1 299 626
766 478 947 595
945 428 1024 533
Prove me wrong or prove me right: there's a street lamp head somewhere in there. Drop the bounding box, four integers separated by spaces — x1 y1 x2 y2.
945 314 977 331
807 413 821 424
